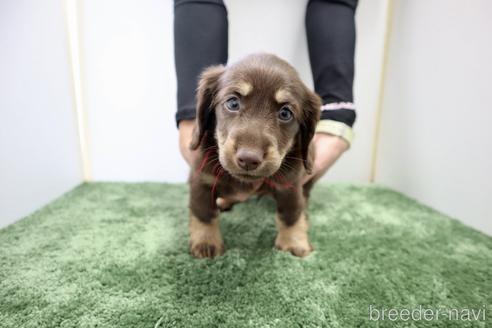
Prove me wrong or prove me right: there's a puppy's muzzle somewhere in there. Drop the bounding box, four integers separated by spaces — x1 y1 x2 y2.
236 148 263 171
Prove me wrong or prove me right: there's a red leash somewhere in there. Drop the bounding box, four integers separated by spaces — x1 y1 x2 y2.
211 169 224 206
196 149 213 175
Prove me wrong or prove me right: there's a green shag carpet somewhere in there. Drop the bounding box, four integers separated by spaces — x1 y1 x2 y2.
0 183 491 328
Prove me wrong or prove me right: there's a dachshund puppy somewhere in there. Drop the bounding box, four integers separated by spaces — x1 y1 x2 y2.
188 53 321 258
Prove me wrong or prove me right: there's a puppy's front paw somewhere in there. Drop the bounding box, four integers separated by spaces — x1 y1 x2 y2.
190 240 224 258
274 213 313 257
189 214 224 258
275 232 313 257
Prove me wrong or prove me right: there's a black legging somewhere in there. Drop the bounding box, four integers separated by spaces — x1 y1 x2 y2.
174 0 358 127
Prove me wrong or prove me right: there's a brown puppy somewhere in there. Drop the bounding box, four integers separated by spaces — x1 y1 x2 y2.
188 53 321 258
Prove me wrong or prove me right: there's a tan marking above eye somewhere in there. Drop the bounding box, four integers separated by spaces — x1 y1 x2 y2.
275 89 292 104
236 81 253 96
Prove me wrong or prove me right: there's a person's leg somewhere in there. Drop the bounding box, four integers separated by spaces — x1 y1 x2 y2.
174 0 228 125
306 0 358 128
302 0 358 185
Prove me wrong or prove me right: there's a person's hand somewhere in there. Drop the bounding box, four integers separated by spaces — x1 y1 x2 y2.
302 133 349 185
178 119 198 166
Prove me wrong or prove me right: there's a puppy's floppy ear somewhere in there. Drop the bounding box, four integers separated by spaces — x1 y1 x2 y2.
190 65 225 150
299 87 321 174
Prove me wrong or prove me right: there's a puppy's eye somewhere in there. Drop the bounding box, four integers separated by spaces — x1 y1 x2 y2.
225 97 240 112
278 106 293 122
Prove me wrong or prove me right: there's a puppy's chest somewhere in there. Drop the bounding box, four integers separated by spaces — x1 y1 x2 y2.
199 172 266 202
220 179 265 203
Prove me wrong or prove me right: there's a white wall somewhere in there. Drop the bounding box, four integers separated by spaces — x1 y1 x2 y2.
376 0 492 235
79 0 389 183
0 0 82 228
79 0 180 182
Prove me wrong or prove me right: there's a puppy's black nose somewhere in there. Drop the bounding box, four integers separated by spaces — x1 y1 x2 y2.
236 149 263 171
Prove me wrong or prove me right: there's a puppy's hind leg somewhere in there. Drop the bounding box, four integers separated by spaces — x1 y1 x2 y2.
189 183 224 258
216 197 236 212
